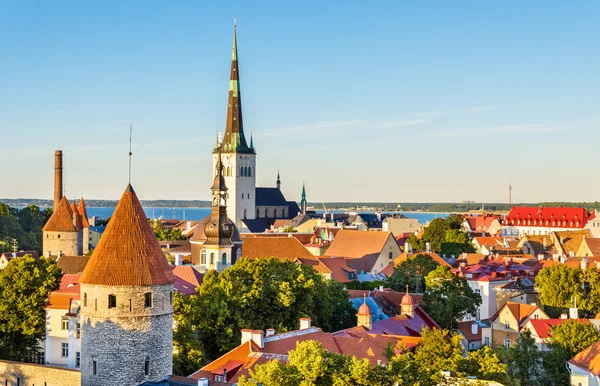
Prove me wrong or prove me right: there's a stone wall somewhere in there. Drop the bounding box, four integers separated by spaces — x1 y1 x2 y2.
0 360 81 386
43 230 81 257
80 284 173 386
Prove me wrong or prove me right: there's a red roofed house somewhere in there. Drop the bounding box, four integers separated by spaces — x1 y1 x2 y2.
568 339 600 386
324 230 401 274
0 250 39 269
502 206 595 237
463 214 502 236
489 301 549 347
457 320 492 350
43 273 82 369
522 318 590 352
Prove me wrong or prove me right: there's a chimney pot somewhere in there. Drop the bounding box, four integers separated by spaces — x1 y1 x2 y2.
197 378 209 386
471 322 478 335
266 328 275 337
251 330 264 349
241 329 253 345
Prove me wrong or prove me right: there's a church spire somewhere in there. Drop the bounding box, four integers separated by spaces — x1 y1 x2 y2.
301 181 307 215
276 170 281 190
219 20 253 154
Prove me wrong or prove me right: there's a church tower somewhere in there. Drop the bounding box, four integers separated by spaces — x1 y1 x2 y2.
79 184 175 386
214 21 256 229
301 182 307 215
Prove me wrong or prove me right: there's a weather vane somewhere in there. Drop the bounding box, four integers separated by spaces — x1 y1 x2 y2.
129 125 133 184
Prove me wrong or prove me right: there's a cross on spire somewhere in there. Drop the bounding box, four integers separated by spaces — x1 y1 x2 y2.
128 125 133 184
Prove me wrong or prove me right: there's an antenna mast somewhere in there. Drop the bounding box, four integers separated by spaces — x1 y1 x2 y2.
508 175 513 205
128 125 133 184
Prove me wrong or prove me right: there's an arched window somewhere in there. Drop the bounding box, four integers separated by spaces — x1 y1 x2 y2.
248 167 252 177
226 166 231 177
221 253 227 265
144 357 150 376
274 208 278 218
210 253 215 265
244 208 247 219
235 248 242 263
256 208 260 218
200 249 206 265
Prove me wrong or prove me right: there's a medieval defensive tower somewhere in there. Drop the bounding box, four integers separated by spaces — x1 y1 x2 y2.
79 184 175 386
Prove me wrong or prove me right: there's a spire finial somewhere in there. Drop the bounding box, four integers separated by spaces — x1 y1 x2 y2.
234 18 237 28
363 294 367 304
406 284 409 295
128 125 133 184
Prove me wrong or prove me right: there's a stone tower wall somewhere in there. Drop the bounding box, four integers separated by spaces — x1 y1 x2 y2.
80 283 174 386
43 230 80 257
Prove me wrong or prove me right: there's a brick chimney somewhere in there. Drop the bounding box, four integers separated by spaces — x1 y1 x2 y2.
54 150 63 210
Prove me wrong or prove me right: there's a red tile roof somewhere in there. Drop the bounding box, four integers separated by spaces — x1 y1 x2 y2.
171 266 204 288
505 207 592 229
457 321 482 342
80 184 175 286
316 256 356 282
527 318 590 339
77 198 90 228
46 292 77 310
43 196 78 232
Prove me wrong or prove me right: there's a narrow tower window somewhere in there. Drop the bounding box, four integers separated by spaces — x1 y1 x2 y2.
144 292 153 308
222 253 227 265
144 357 150 376
93 359 97 375
83 293 87 307
170 292 173 305
108 294 116 309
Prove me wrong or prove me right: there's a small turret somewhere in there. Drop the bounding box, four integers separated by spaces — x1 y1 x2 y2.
401 285 416 318
356 295 372 330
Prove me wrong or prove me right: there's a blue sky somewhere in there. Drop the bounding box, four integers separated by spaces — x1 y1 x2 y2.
1 1 598 203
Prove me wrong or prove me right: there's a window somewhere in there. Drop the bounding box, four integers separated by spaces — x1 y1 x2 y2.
76 352 81 368
76 323 81 339
108 294 116 309
200 249 207 265
256 208 260 218
39 351 45 364
484 337 490 346
144 292 153 308
93 359 97 375
61 343 68 358
389 252 393 259
83 293 87 307
222 253 227 265
504 339 510 347
61 316 69 330
534 314 539 319
210 253 215 265
95 298 98 311
170 292 173 305
505 320 510 329
215 375 224 382
144 357 150 376
244 208 247 219
130 299 132 312
58 234 61 239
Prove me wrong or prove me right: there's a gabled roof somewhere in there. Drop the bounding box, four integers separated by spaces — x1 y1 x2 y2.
569 340 600 376
580 238 600 258
554 230 591 255
45 292 77 310
394 251 451 268
43 196 78 232
80 184 175 286
240 236 315 261
335 307 439 337
325 230 391 259
171 266 204 288
255 187 289 207
527 318 590 339
490 301 548 326
56 255 90 274
457 320 488 342
316 256 356 282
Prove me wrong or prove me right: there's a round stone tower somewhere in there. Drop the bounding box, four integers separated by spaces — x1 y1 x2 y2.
79 184 176 386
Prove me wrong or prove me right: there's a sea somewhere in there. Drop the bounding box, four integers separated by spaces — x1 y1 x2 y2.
85 207 448 224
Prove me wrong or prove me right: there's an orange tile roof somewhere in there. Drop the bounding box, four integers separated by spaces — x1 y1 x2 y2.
78 198 90 228
457 321 482 342
569 340 600 376
316 256 356 282
46 292 77 310
70 201 83 230
394 251 451 268
240 236 315 261
555 230 590 255
43 196 78 232
325 230 391 259
582 238 600 257
490 301 548 326
473 237 503 246
80 184 175 286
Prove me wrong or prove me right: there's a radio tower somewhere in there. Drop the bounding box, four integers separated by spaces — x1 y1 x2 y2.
508 176 513 205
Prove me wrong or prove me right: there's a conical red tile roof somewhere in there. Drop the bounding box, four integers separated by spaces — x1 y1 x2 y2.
43 196 78 232
70 201 83 230
80 184 175 286
78 197 90 228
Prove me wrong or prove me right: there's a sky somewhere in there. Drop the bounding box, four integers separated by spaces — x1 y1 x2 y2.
1 1 599 203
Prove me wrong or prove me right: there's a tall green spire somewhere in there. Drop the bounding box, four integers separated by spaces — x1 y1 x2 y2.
218 20 253 154
301 182 307 214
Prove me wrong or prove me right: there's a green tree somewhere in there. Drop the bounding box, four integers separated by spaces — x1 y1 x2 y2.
413 328 464 381
550 319 600 355
535 265 584 317
421 218 449 253
460 345 512 385
441 229 476 257
174 258 357 362
423 266 481 330
172 293 204 375
510 330 541 386
445 214 464 230
387 254 440 293
0 255 62 361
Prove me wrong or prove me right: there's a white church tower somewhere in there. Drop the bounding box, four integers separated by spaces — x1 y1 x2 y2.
214 21 256 229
